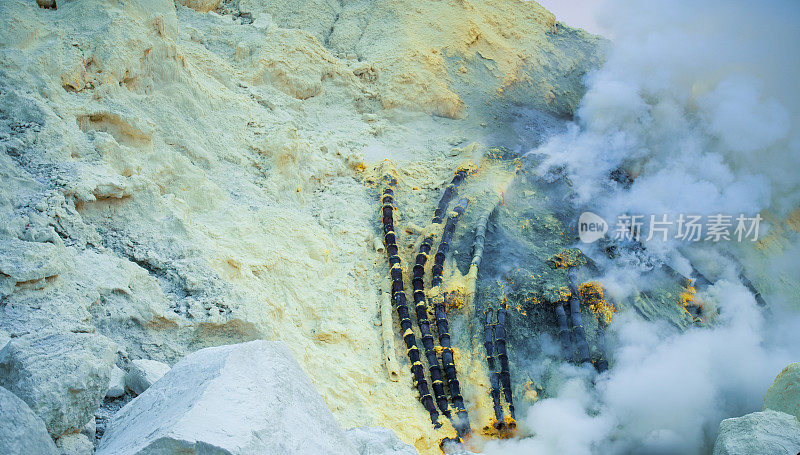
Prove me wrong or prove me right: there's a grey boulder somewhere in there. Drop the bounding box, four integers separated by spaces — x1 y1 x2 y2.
0 330 117 436
0 386 59 455
97 340 356 455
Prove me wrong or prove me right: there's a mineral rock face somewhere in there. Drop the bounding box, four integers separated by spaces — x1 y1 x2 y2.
0 238 65 300
0 386 59 455
96 341 356 455
712 410 800 455
0 331 117 437
0 0 602 451
238 0 603 118
764 362 800 419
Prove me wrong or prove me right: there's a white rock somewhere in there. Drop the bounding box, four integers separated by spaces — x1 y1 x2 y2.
347 427 418 455
0 386 59 455
105 366 126 398
56 433 94 455
125 359 171 395
0 331 117 437
713 410 800 455
97 341 356 455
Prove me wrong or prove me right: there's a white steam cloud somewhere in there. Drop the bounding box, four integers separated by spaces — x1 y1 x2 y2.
483 281 800 454
537 0 800 223
485 0 800 453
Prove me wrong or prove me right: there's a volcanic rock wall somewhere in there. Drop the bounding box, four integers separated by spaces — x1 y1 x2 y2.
0 0 601 452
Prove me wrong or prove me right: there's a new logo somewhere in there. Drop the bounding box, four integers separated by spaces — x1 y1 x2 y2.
578 212 608 243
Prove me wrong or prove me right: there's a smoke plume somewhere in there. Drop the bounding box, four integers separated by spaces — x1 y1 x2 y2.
487 0 800 453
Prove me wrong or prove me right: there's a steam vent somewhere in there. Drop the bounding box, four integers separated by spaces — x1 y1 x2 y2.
1 1 799 454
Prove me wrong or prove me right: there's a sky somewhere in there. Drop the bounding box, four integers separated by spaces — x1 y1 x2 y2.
532 0 608 36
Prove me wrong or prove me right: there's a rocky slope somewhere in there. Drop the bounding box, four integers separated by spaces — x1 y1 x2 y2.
0 0 601 452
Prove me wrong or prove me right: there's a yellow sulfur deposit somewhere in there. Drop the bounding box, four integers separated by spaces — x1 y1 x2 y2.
680 285 697 308
580 281 616 325
556 286 574 303
481 416 518 440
